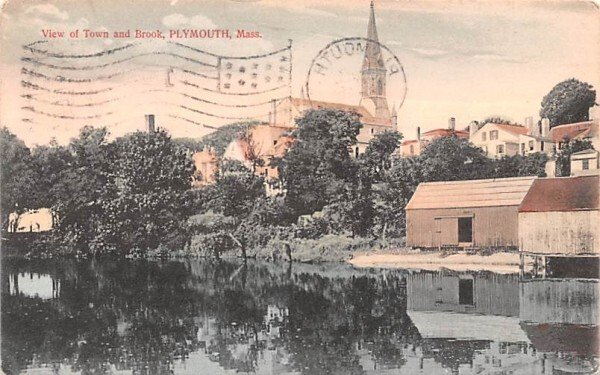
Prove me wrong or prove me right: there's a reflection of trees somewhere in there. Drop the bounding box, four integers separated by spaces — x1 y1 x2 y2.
6 259 593 375
2 259 425 374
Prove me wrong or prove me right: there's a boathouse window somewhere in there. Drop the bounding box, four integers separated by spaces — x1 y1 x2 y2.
583 159 590 170
496 144 504 154
459 278 474 305
355 146 360 158
409 145 414 155
529 140 534 151
490 130 498 140
482 132 487 141
458 217 472 243
520 143 525 155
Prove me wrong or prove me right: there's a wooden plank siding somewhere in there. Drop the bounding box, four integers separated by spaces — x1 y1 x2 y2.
519 210 599 255
407 272 520 317
407 206 519 248
519 279 599 325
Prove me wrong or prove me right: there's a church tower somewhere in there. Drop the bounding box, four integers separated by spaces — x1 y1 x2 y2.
360 1 390 119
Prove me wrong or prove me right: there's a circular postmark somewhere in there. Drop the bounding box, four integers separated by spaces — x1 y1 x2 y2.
304 37 407 113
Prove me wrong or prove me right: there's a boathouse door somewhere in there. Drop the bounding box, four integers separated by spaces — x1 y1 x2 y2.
435 217 458 247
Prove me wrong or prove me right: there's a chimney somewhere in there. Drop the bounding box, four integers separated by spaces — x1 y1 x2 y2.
525 116 534 134
469 121 478 138
271 99 277 125
145 114 155 133
448 117 456 131
417 126 421 141
391 106 398 131
590 105 599 121
541 118 550 137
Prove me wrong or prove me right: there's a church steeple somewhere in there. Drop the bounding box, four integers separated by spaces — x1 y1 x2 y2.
360 1 390 119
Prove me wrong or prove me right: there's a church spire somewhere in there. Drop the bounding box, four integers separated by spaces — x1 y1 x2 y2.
360 1 390 119
363 0 383 70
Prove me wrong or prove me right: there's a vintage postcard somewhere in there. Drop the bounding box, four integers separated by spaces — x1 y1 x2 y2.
1 0 599 374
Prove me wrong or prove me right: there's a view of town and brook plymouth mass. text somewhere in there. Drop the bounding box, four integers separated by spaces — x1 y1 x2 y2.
0 0 599 374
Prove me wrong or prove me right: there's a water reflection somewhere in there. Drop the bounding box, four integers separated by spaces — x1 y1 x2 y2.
8 272 60 300
1 258 598 374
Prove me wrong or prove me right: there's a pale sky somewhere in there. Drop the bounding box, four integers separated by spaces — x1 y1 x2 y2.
0 0 599 145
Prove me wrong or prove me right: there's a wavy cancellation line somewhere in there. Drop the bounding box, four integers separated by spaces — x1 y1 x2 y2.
180 80 289 96
21 80 113 95
24 39 291 60
21 100 275 121
22 106 113 119
21 67 131 83
23 111 258 130
22 52 218 71
23 41 139 58
22 81 289 108
21 66 218 84
169 41 292 60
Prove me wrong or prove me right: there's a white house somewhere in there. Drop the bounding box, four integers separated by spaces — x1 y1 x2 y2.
470 122 529 158
570 149 599 176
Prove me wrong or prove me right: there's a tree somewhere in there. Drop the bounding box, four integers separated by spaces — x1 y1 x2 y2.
209 160 265 218
555 138 594 177
51 126 112 248
283 109 362 216
0 128 36 232
193 121 259 156
419 137 492 182
93 129 195 253
373 156 423 239
540 78 596 127
480 117 514 125
239 131 266 173
29 141 74 225
492 153 548 178
360 130 402 182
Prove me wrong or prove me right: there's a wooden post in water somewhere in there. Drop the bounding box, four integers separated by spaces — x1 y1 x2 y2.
519 253 525 279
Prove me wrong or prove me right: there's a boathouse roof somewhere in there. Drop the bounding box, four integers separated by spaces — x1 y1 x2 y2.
406 176 537 210
519 175 599 213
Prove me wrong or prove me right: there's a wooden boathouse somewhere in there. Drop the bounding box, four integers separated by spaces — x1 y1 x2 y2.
518 175 599 256
405 176 536 249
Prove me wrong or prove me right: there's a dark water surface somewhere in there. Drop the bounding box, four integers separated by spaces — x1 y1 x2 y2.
2 258 598 374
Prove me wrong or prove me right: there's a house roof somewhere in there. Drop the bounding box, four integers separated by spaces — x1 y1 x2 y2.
406 176 537 210
289 97 392 126
493 123 529 135
520 133 553 142
422 128 469 138
571 148 599 156
549 121 595 142
518 175 599 212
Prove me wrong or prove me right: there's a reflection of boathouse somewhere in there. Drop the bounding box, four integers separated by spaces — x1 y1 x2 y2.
520 279 599 325
405 271 600 374
407 271 519 316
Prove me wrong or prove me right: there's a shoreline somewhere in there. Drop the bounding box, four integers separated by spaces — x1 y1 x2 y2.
348 249 529 274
